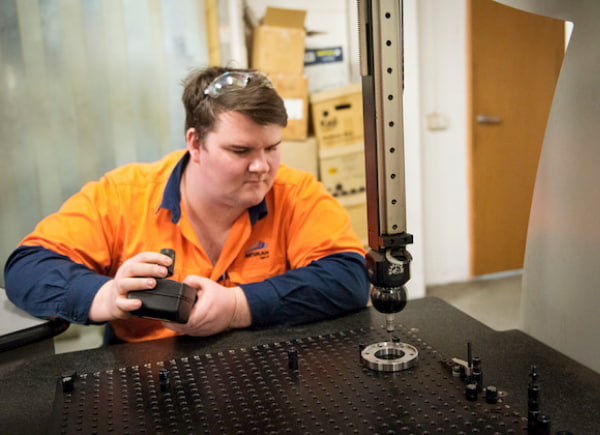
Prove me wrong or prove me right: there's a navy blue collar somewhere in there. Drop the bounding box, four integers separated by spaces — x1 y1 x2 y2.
158 151 268 225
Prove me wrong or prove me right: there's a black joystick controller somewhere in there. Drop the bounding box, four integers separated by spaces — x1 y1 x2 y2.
128 249 197 323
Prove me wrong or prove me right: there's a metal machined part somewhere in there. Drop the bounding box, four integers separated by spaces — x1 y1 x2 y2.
361 341 418 372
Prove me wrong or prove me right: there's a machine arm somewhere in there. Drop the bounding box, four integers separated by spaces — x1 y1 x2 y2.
358 0 412 332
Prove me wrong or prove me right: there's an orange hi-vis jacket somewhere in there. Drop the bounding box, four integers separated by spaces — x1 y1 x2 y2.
5 150 369 342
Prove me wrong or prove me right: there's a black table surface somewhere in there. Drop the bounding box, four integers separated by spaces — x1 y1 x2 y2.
1 297 599 434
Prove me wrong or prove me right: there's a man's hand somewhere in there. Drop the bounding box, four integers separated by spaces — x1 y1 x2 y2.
163 276 252 336
88 252 173 322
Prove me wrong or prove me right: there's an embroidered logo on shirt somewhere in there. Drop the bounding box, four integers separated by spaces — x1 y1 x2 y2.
245 241 269 259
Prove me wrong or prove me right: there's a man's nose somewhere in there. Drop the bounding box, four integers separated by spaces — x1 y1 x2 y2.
249 152 269 172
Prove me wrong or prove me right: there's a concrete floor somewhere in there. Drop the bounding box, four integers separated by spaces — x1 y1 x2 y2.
54 272 524 353
54 323 104 354
426 271 523 331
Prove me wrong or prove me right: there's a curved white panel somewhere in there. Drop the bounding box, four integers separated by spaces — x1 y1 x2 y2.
497 0 600 373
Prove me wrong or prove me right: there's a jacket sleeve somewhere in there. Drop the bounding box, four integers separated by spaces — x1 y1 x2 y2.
241 251 370 327
4 245 110 324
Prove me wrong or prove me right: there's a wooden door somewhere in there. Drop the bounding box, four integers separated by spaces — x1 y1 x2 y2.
468 0 564 276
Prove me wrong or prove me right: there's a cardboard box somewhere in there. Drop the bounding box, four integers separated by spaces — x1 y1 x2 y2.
310 83 364 149
319 142 366 197
270 74 308 140
280 136 318 178
336 193 368 246
252 7 306 75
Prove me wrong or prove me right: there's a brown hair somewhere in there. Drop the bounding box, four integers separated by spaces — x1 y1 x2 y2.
181 66 288 141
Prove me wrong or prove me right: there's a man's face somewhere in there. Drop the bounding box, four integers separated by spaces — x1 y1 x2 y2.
187 111 283 210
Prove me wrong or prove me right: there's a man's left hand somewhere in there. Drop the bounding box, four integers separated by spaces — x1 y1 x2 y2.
163 276 251 336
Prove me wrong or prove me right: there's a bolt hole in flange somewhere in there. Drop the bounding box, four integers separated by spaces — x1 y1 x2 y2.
375 348 404 360
361 342 418 372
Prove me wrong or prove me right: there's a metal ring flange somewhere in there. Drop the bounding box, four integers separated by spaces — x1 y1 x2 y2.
361 341 418 372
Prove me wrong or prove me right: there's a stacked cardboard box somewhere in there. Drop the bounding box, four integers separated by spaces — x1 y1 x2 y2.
311 83 365 195
251 7 308 141
310 82 367 244
280 136 318 178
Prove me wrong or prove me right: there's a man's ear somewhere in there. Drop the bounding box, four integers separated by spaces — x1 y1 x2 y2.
185 128 202 161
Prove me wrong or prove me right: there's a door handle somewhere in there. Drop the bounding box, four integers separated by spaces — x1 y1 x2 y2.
477 114 502 124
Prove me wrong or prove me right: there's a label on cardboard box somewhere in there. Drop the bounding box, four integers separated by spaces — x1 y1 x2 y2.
283 98 304 120
304 47 344 66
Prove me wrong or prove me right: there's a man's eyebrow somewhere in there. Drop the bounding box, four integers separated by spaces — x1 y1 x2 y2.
227 141 281 149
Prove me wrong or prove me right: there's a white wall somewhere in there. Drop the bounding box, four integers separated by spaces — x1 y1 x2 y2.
402 0 426 298
417 1 470 285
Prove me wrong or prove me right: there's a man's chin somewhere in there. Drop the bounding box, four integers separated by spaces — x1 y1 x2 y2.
233 181 270 205
236 192 267 208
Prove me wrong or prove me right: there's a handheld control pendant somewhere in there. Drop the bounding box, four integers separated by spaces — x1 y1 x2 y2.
128 249 197 323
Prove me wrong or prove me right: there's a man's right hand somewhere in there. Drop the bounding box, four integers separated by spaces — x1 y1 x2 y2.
88 252 173 323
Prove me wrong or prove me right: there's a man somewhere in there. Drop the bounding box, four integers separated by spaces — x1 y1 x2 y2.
4 66 370 343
